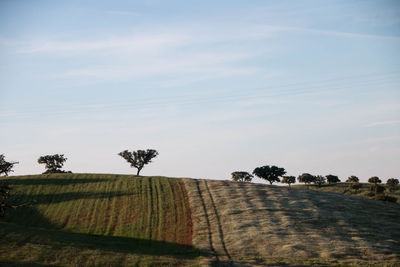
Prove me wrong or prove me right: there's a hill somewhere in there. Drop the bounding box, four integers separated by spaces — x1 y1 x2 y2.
1 174 400 266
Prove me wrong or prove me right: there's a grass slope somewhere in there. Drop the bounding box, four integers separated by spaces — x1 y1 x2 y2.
0 174 202 266
184 179 400 266
2 174 400 266
293 182 400 203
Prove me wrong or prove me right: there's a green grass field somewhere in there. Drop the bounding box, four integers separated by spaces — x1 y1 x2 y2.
293 182 400 203
0 174 205 266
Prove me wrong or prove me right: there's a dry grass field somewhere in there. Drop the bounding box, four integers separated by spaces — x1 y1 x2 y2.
184 179 400 266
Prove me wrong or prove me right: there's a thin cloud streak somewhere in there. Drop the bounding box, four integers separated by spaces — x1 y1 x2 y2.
366 120 400 127
259 25 400 41
19 33 189 54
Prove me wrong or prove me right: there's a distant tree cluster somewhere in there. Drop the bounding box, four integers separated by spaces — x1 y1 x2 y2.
229 164 398 203
231 165 287 185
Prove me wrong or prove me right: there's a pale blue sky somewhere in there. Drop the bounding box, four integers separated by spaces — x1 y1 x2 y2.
1 0 399 182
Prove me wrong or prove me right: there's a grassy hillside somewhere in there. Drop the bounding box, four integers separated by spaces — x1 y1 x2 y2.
293 182 400 203
0 174 203 266
184 179 400 266
1 174 400 266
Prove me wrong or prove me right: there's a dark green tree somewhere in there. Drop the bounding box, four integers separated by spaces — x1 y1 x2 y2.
314 175 326 187
297 173 315 184
252 165 286 185
281 176 296 187
231 171 253 182
346 176 359 183
387 178 399 192
326 174 340 184
119 149 159 176
368 176 382 186
38 154 69 174
0 154 18 177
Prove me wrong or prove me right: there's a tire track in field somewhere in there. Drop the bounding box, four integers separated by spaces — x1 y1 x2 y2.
153 178 160 240
147 177 154 240
178 180 193 246
203 180 232 263
194 179 219 261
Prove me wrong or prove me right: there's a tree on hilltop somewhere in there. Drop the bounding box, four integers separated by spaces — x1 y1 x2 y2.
326 174 340 184
0 154 18 177
253 165 286 185
38 154 70 174
346 176 359 183
231 171 253 182
119 149 159 176
281 176 296 187
297 173 315 184
368 176 382 186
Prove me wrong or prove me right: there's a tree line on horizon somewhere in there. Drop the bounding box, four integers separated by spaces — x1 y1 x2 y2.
0 152 398 187
0 152 399 217
0 150 158 176
231 165 399 202
231 165 398 187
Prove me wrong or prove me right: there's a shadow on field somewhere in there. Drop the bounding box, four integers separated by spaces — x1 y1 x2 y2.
0 221 208 259
6 178 111 186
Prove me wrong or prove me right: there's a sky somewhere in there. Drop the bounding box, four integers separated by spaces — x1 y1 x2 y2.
1 0 399 183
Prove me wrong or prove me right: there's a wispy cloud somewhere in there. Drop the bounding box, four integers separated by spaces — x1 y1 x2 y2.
20 33 189 54
104 10 140 16
365 120 400 127
258 25 400 41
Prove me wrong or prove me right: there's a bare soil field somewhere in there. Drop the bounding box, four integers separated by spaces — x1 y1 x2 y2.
184 179 400 266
